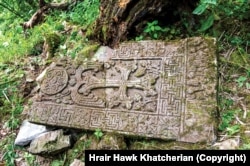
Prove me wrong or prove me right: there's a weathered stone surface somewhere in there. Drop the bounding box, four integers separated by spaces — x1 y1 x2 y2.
35 156 52 166
94 46 114 62
28 129 71 154
70 159 85 166
29 37 217 143
212 138 240 150
14 120 50 146
97 133 127 150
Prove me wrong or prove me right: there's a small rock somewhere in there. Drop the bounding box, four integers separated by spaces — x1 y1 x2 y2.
26 77 35 83
28 129 71 155
35 155 52 166
15 120 50 146
97 133 127 150
14 157 27 166
212 138 240 150
24 69 36 82
70 159 85 166
93 46 114 62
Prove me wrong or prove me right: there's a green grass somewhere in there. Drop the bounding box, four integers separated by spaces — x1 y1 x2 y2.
0 62 25 166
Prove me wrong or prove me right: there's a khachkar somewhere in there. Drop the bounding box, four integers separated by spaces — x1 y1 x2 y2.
29 37 217 143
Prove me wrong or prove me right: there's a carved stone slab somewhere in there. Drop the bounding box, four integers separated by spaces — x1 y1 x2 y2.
29 37 217 143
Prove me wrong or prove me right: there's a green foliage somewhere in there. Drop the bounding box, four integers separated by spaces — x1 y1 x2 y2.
219 110 235 131
163 26 181 40
94 128 103 140
45 32 62 57
143 20 166 39
0 16 43 62
64 134 90 165
84 139 92 149
0 0 36 19
2 143 17 166
192 0 217 32
135 35 144 41
194 3 250 143
235 67 250 89
51 160 64 166
5 93 24 129
0 0 99 62
219 109 241 135
236 76 247 87
219 98 234 110
0 18 24 62
193 0 250 33
23 152 36 166
193 0 217 15
226 124 240 135
0 7 69 62
0 60 24 166
68 0 100 27
240 143 250 149
0 64 24 127
135 20 181 40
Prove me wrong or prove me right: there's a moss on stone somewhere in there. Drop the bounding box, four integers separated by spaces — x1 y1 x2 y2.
129 140 209 150
74 44 100 63
229 50 249 67
102 25 107 41
65 133 92 165
44 32 62 58
96 133 127 150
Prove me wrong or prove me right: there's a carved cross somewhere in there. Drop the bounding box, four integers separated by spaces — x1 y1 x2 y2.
77 61 158 109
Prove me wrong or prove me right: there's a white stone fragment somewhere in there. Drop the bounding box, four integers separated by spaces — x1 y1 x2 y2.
15 120 50 146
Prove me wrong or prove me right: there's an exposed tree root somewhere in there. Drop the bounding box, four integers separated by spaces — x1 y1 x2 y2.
21 0 70 30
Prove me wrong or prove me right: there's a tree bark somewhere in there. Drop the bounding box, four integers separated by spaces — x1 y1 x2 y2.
92 0 197 48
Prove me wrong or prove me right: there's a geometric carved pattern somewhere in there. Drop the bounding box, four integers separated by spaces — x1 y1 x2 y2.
29 38 217 143
40 68 68 95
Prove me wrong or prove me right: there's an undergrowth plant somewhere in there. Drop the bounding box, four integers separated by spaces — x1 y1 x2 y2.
193 0 250 55
68 0 100 27
235 68 250 89
94 128 103 140
219 109 241 135
193 0 250 32
0 64 24 124
136 20 181 41
143 20 166 39
51 160 64 166
0 0 36 19
0 63 24 166
0 17 43 62
192 0 218 32
193 0 250 142
23 152 36 166
2 142 17 166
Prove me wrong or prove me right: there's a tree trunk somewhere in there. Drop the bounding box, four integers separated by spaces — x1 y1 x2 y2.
92 0 197 48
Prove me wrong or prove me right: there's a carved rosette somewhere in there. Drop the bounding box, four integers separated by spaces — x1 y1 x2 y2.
40 67 68 95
